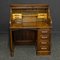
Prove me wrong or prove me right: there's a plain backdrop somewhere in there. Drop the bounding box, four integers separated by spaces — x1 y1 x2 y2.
0 0 60 33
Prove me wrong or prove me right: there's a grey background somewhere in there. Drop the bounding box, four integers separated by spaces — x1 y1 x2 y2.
0 0 60 33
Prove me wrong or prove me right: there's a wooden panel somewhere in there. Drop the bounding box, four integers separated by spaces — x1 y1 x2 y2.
23 22 36 27
12 29 37 44
10 4 49 8
12 23 22 27
37 22 49 28
23 16 36 22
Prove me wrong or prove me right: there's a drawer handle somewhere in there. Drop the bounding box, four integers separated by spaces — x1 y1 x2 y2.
41 47 47 49
9 21 11 24
41 36 48 39
41 31 48 33
41 42 47 44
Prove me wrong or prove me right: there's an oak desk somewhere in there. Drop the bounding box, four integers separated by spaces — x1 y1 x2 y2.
9 4 52 56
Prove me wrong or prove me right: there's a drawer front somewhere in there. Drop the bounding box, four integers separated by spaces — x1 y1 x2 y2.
38 34 50 41
38 28 50 34
40 28 50 31
40 34 49 39
39 39 50 42
40 46 50 51
41 30 49 33
37 45 50 51
37 40 50 47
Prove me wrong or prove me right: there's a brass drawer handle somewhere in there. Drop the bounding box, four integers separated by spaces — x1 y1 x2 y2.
41 42 47 44
41 47 47 49
41 36 48 39
41 31 48 33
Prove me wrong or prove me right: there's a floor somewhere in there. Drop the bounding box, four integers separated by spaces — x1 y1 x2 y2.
0 32 60 60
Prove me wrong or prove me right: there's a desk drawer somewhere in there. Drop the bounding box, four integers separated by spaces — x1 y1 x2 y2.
38 28 50 34
37 45 50 51
40 35 49 39
40 29 50 33
38 34 49 40
39 39 50 44
37 41 50 47
40 46 50 51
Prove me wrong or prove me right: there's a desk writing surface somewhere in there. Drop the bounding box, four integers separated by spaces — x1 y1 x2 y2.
10 22 51 28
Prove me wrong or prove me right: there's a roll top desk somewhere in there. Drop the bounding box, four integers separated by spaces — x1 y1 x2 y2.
9 4 52 56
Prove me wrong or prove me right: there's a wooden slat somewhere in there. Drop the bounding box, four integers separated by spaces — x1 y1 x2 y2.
10 4 49 7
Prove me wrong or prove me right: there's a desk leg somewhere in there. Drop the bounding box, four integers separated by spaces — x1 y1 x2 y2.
10 30 14 56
